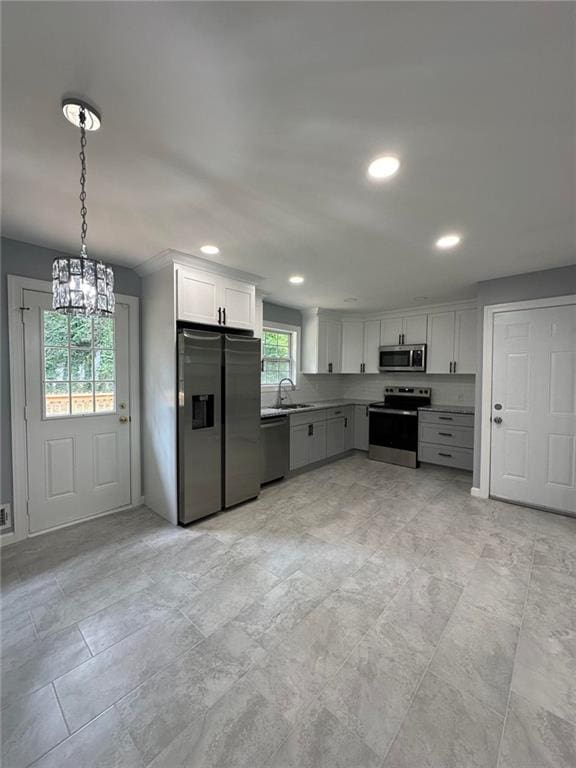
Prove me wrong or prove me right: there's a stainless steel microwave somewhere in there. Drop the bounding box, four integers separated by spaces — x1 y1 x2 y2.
378 344 427 372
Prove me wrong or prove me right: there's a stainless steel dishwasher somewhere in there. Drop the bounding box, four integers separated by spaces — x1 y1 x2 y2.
260 415 289 484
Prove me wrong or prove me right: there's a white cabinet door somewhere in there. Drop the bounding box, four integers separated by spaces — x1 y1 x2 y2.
177 267 220 325
219 278 255 331
427 311 455 374
380 317 404 346
363 320 381 373
318 321 342 373
403 314 427 344
290 424 309 470
326 417 345 457
453 308 477 374
341 321 364 374
343 411 354 451
309 421 327 463
354 405 369 450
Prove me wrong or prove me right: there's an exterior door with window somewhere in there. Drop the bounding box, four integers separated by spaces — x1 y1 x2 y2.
23 288 131 533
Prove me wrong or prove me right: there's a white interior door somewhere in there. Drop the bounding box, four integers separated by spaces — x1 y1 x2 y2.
490 304 576 514
23 288 132 533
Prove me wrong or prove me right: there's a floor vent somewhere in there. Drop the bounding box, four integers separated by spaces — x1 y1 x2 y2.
0 504 12 532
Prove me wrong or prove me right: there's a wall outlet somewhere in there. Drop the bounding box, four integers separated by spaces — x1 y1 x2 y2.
0 503 12 532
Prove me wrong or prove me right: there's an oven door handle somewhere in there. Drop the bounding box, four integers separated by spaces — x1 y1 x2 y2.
368 408 419 416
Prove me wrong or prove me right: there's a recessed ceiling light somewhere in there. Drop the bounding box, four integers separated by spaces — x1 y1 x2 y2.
435 233 462 250
367 155 400 180
289 275 304 285
200 244 220 256
343 297 358 303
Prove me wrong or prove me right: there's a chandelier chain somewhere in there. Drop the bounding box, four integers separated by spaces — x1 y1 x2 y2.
79 107 88 251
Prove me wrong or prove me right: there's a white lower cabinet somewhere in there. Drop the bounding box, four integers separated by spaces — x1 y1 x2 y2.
290 407 355 470
354 405 369 450
326 417 345 457
289 420 326 470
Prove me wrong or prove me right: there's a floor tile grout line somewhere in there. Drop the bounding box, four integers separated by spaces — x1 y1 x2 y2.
75 622 94 657
262 559 427 768
378 573 467 767
494 533 537 768
51 680 72 736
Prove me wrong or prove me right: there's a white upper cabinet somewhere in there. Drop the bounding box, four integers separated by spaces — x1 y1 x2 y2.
177 267 220 326
341 319 381 373
453 308 478 374
318 320 342 373
427 311 455 373
219 277 255 331
380 316 404 346
176 267 255 331
363 320 382 373
427 308 477 374
403 314 428 344
381 314 427 345
303 311 342 374
341 321 364 373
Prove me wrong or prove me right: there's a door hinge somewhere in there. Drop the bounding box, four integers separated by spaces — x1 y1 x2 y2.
24 405 29 421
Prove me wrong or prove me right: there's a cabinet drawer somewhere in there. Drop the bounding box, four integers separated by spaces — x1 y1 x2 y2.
289 409 326 427
326 405 353 421
419 423 474 449
418 410 474 428
418 442 473 471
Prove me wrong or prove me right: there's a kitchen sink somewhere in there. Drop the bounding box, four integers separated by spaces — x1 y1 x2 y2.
278 403 313 410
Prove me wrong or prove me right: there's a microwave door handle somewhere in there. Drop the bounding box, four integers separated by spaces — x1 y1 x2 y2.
408 349 414 368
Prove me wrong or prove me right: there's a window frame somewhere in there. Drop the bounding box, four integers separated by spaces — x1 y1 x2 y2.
261 322 300 390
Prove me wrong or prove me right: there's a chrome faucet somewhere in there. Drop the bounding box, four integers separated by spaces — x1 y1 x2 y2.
276 377 295 408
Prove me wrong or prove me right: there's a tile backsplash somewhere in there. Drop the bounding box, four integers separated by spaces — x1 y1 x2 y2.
262 373 475 407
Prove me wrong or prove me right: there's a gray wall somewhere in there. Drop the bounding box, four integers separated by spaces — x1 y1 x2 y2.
472 263 576 485
1 237 141 508
263 301 302 328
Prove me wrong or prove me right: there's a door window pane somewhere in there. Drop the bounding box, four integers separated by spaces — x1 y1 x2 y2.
42 311 116 417
71 382 94 414
95 381 115 412
44 312 68 346
45 382 70 416
44 348 69 381
94 349 115 380
69 317 92 347
93 317 114 348
70 349 93 380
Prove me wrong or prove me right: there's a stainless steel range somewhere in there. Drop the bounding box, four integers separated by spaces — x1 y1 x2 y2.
368 386 431 468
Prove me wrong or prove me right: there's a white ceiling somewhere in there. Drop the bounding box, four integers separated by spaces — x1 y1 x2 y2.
2 2 575 311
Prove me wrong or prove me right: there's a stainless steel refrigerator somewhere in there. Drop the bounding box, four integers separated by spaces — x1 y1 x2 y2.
177 328 261 524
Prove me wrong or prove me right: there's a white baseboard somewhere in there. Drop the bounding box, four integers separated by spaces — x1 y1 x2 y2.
470 486 488 499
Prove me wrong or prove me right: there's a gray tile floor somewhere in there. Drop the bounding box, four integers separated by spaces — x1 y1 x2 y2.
2 454 576 768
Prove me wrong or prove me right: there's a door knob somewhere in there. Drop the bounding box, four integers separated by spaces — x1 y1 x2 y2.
119 415 129 424
493 416 503 424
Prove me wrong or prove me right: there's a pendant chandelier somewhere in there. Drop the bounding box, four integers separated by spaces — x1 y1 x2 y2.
52 99 114 316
